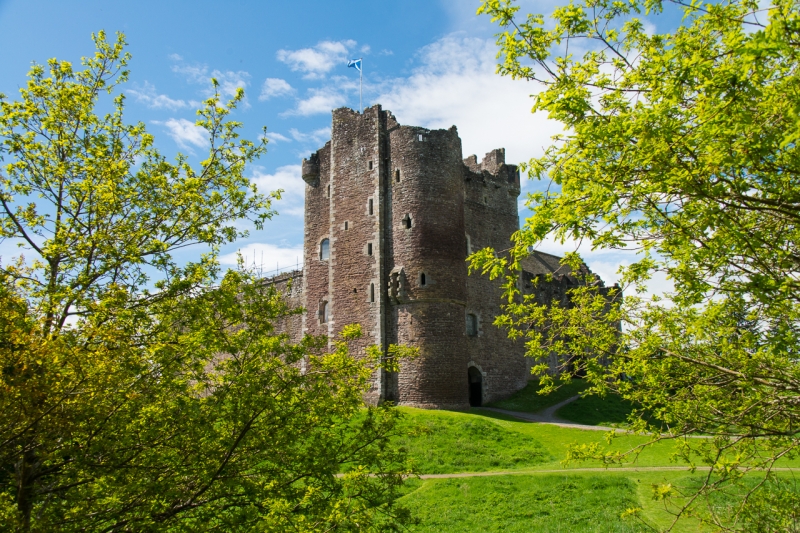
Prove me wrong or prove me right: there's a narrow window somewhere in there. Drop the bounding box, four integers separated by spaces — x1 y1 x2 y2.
327 184 330 198
344 221 349 230
466 313 478 336
395 170 400 183
420 273 426 286
321 301 329 324
418 134 423 141
403 214 412 229
367 243 373 256
320 238 330 260
465 234 472 256
368 160 373 170
369 283 375 302
368 198 374 215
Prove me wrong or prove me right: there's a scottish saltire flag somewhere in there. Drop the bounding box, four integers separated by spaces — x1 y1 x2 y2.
347 58 362 72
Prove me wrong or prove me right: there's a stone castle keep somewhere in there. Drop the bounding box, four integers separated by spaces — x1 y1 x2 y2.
270 105 605 409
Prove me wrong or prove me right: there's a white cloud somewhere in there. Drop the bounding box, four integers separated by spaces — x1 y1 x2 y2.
250 164 305 198
265 132 291 143
284 87 348 116
259 78 294 100
172 63 251 104
276 40 357 79
375 35 563 166
220 242 304 273
153 118 208 150
289 127 331 145
168 53 183 61
126 81 192 110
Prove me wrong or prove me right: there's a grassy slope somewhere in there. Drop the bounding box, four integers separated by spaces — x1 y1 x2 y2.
401 474 648 532
393 409 552 474
488 378 590 413
394 396 800 531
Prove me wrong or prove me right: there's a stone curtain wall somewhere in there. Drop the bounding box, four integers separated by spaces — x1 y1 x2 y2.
261 270 305 345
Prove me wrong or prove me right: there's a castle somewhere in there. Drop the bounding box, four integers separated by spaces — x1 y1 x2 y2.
270 105 606 409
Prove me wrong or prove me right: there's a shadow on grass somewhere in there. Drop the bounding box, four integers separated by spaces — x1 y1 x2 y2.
486 378 590 413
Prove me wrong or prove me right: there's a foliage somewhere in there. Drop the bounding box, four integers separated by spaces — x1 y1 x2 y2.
474 0 800 529
0 32 411 532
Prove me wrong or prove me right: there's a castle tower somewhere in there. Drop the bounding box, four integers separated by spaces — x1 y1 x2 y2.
382 115 471 409
300 105 529 409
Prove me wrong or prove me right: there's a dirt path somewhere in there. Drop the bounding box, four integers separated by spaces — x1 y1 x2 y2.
480 396 620 432
418 466 799 480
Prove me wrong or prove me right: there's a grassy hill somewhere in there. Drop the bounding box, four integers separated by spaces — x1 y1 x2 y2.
393 381 800 532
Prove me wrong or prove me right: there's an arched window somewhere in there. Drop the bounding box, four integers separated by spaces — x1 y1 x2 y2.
320 301 329 324
403 214 412 229
466 313 478 336
320 238 330 260
420 272 426 286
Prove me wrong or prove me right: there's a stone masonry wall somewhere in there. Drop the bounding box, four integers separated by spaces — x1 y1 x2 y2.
292 106 614 409
329 107 386 403
384 119 470 409
463 149 529 404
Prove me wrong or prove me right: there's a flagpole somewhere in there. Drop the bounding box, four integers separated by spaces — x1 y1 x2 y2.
359 57 363 112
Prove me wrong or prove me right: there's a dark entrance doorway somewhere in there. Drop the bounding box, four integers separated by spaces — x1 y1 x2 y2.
468 367 483 407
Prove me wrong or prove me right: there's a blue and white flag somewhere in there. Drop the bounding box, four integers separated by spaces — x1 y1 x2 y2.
347 58 362 72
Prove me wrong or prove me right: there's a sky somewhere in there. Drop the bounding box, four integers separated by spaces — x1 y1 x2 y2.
0 0 676 291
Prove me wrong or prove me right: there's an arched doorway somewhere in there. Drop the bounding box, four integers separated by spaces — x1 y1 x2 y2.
468 367 483 407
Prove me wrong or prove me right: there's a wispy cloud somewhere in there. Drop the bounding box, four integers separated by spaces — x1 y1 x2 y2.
289 127 331 145
265 132 291 143
276 40 357 79
375 35 562 166
283 87 349 117
126 81 196 111
153 118 208 151
259 78 294 100
171 62 252 105
250 164 305 199
168 53 183 61
219 242 304 272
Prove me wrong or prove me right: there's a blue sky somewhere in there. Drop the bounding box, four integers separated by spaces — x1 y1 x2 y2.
0 0 677 290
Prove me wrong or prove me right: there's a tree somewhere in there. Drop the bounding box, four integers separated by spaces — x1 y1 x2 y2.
474 0 800 529
0 32 411 532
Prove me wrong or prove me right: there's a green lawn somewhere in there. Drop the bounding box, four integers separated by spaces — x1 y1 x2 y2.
556 392 638 427
394 408 552 474
401 474 648 532
392 403 800 531
487 378 590 413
